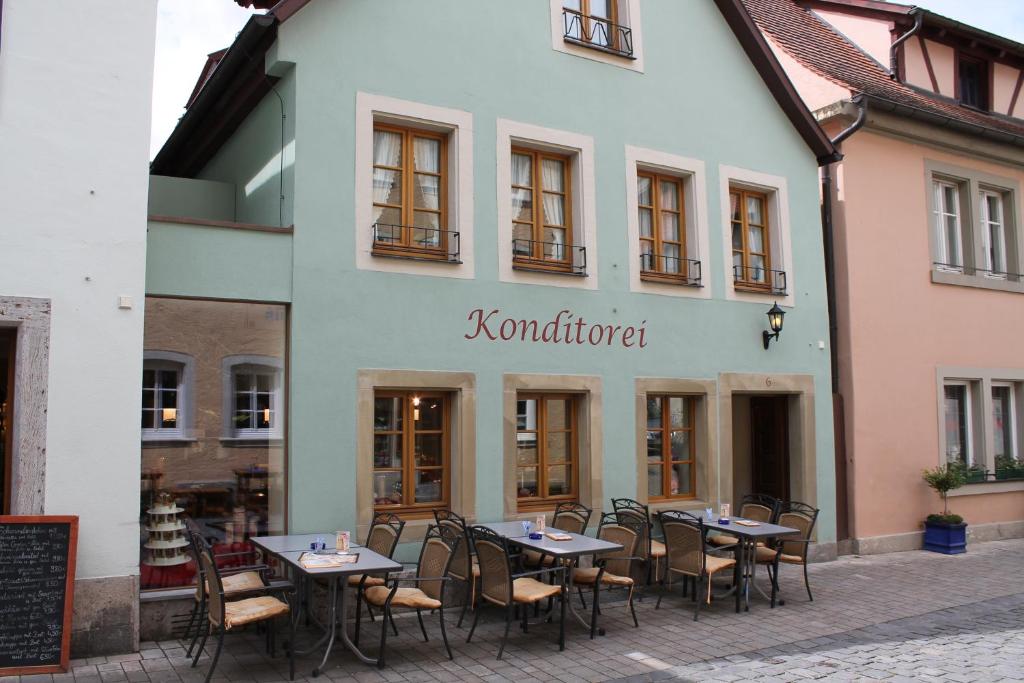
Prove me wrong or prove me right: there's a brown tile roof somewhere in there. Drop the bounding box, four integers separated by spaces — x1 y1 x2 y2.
740 0 1024 142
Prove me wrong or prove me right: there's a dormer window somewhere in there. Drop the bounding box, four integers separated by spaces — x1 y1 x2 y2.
957 54 989 110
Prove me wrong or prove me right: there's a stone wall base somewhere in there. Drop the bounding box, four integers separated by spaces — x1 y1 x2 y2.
71 575 139 657
840 519 1024 556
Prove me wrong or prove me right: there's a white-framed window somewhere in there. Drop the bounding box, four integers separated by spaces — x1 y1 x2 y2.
141 351 193 441
354 92 475 280
933 179 965 271
223 355 283 439
496 119 598 290
718 165 794 307
980 189 1007 277
549 0 644 72
991 383 1018 463
943 381 973 466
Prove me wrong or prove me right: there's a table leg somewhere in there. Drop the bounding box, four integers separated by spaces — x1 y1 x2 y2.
734 538 745 613
311 578 339 676
563 560 594 632
336 574 382 666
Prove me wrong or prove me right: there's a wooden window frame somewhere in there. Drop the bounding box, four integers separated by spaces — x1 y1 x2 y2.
646 395 697 501
730 187 773 292
511 147 575 273
956 52 990 112
564 0 626 53
516 393 579 511
372 123 450 260
638 171 690 283
373 391 451 516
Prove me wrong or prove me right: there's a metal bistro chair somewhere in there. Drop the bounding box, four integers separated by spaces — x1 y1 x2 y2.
655 510 736 621
611 498 665 586
433 509 479 628
467 525 567 660
707 493 781 548
756 501 820 605
523 501 593 568
183 529 280 658
351 512 406 623
571 513 642 638
192 537 294 683
356 524 461 667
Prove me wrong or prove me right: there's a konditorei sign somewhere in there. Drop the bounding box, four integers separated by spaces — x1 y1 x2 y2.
464 308 648 348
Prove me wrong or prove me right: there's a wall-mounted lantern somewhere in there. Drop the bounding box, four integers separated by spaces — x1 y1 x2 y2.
763 302 785 350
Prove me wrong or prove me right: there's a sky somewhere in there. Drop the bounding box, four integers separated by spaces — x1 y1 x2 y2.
148 0 1024 160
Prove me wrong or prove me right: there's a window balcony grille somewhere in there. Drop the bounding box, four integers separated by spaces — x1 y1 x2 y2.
562 8 634 58
640 254 702 287
733 265 787 295
372 223 461 263
512 239 587 276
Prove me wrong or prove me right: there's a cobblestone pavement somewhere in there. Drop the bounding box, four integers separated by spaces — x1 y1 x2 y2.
8 539 1023 683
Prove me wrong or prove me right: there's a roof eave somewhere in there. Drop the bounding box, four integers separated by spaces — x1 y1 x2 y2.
714 0 841 165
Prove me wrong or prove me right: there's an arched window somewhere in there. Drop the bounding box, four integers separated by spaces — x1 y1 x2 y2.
141 351 193 441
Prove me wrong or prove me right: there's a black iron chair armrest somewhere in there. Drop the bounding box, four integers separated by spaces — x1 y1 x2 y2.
594 555 645 566
512 565 566 581
385 575 452 588
220 563 270 576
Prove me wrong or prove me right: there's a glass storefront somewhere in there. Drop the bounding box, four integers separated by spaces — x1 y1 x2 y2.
140 297 287 590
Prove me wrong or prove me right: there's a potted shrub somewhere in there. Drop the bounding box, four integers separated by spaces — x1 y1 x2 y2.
922 463 967 554
995 455 1024 481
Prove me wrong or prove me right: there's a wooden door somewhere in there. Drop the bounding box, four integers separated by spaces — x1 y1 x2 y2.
0 329 14 515
750 396 789 501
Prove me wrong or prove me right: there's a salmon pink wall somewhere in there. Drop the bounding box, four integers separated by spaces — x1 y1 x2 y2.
812 9 892 68
834 130 1024 541
993 62 1021 117
764 34 850 112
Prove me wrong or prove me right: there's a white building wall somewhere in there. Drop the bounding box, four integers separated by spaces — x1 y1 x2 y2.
0 0 156 654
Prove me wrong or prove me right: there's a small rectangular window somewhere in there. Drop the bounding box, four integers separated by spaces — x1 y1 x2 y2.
142 362 183 439
516 394 578 509
992 384 1017 464
933 180 965 271
958 55 988 110
511 148 578 273
980 190 1007 277
731 188 782 292
373 392 450 513
562 0 633 57
943 383 972 465
646 395 697 500
372 124 450 259
638 172 696 283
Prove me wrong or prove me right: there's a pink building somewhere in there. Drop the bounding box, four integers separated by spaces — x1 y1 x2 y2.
744 0 1024 553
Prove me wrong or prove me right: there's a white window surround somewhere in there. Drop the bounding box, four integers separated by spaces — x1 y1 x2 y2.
496 118 598 290
354 92 474 279
718 165 795 307
932 178 965 272
937 366 1024 496
221 354 284 440
624 146 711 299
142 350 194 442
980 188 1008 277
549 0 644 73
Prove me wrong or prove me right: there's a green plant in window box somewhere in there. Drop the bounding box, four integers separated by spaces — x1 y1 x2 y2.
994 455 1024 480
921 463 967 554
964 463 988 483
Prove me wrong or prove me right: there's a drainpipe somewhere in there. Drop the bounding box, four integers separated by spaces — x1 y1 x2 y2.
822 95 866 392
889 11 924 80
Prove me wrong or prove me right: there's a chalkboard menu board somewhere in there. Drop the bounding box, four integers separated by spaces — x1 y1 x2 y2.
0 515 78 675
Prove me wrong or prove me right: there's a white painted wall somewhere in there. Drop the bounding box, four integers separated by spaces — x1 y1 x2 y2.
0 0 157 580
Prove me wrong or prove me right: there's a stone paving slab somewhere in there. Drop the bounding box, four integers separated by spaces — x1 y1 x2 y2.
8 539 1024 683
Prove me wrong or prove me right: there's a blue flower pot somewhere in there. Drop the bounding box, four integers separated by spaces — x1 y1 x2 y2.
923 520 967 554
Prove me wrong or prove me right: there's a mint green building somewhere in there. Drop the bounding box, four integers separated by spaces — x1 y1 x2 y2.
140 0 839 612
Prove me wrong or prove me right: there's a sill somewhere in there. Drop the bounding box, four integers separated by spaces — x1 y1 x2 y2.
948 480 1024 496
512 259 585 277
220 437 284 447
563 37 635 60
640 272 702 287
733 282 785 295
372 247 461 265
931 268 1024 293
142 437 197 447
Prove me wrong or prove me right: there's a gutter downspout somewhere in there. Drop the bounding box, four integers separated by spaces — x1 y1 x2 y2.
889 11 924 80
822 95 866 393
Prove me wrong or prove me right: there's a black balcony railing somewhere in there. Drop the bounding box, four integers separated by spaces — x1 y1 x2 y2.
933 262 1023 280
640 254 702 286
372 223 460 263
562 8 634 58
733 265 787 294
512 239 587 276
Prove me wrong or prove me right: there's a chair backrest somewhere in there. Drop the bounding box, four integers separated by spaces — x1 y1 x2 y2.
433 509 472 578
196 538 225 627
416 524 459 601
595 512 639 579
739 493 780 523
553 502 592 535
612 499 652 560
366 512 405 558
470 526 512 607
658 510 705 577
185 529 206 600
777 501 819 559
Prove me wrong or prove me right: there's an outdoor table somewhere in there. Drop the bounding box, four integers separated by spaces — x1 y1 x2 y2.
702 516 800 612
252 536 399 674
482 524 624 633
252 533 363 555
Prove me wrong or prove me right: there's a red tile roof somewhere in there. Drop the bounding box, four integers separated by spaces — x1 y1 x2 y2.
740 0 1024 141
